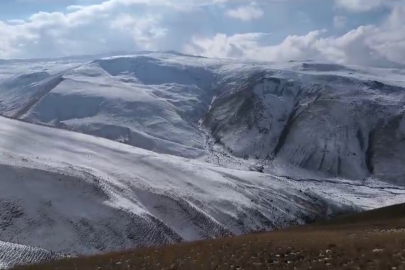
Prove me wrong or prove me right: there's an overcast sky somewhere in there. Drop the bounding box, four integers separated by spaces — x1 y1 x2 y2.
0 0 404 67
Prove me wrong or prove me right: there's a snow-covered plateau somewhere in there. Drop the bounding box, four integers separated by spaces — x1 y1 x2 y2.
1 52 405 268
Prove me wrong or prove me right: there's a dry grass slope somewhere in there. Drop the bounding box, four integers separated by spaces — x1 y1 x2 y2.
12 203 405 270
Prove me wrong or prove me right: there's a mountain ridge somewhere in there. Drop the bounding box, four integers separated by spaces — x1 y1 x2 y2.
1 52 405 268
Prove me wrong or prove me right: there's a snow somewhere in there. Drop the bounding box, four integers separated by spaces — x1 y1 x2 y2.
0 116 404 268
1 52 405 268
0 241 63 269
12 55 216 158
202 60 405 183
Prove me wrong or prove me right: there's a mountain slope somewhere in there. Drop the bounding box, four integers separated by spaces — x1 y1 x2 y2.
203 64 405 184
0 116 404 268
3 53 405 183
1 53 405 268
13 203 405 270
0 241 63 270
18 54 216 158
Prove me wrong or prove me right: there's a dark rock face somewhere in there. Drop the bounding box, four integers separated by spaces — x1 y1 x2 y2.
204 72 405 185
370 115 405 185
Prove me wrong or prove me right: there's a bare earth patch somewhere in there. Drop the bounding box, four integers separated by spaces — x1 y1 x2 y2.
11 203 405 270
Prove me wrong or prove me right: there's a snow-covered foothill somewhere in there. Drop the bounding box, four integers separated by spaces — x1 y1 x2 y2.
1 52 405 268
0 116 404 268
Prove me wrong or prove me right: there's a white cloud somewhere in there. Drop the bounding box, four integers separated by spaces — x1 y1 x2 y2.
0 0 234 58
1 0 405 68
185 3 405 68
66 5 85 11
333 16 347 29
110 14 167 50
335 0 389 12
225 4 264 21
184 31 325 62
184 32 271 58
0 0 174 58
0 22 20 58
183 1 405 67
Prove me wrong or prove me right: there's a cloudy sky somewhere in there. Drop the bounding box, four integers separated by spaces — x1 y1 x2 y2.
0 0 404 67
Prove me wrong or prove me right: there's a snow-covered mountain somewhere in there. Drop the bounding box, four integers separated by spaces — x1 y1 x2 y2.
204 63 405 184
1 52 405 268
0 53 216 158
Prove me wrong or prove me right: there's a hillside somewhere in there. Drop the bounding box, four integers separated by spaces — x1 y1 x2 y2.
2 53 405 181
1 52 405 268
12 203 405 270
1 116 403 268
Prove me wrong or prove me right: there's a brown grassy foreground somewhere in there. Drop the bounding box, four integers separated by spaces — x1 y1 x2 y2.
13 203 405 270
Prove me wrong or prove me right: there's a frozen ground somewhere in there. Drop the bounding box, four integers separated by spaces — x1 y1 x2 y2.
0 116 404 268
1 52 217 158
1 52 405 268
2 52 405 182
0 241 64 269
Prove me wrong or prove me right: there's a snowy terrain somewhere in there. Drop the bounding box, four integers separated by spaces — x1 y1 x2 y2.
0 116 404 268
1 53 217 158
1 52 405 268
